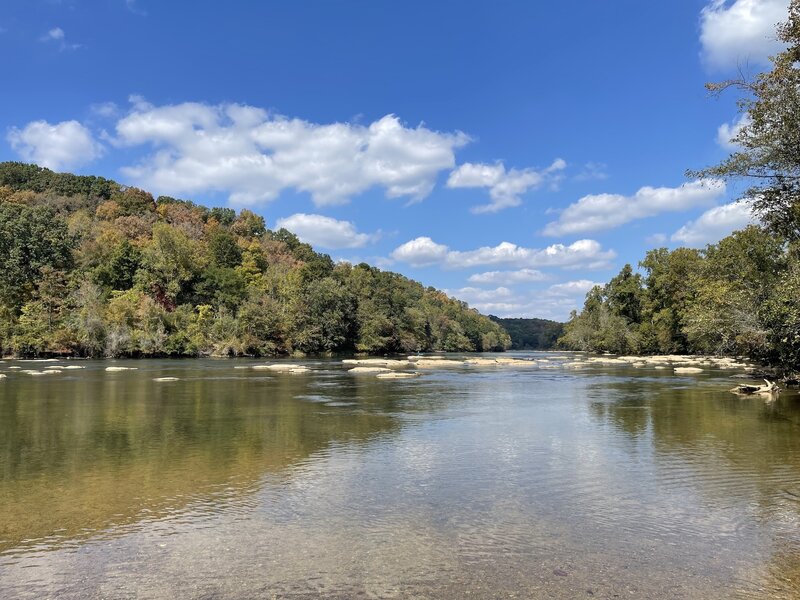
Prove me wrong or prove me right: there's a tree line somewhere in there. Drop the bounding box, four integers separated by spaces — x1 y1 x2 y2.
560 2 800 369
0 162 510 358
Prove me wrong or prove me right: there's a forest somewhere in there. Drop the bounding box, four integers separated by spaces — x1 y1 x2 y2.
560 3 800 370
489 317 563 350
0 162 510 358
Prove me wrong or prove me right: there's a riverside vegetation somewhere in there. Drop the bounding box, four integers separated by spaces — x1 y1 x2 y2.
560 2 800 372
0 162 509 358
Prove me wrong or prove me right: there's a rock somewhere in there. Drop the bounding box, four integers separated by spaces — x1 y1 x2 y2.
464 358 499 366
674 367 704 374
341 358 411 368
414 359 466 369
62 365 85 370
0 374 6 380
253 364 303 372
105 366 138 372
348 366 391 374
376 372 420 379
153 377 180 382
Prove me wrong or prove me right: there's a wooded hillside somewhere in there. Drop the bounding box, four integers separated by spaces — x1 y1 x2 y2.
0 162 510 357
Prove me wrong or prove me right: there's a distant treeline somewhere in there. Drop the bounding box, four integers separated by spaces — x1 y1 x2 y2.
557 232 795 367
0 162 510 358
489 317 563 350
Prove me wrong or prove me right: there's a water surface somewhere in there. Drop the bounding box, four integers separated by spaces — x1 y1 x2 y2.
1 355 799 598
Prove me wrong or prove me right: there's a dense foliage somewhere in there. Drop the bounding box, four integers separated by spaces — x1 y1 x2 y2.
558 227 796 363
561 3 800 370
0 162 509 358
489 316 563 350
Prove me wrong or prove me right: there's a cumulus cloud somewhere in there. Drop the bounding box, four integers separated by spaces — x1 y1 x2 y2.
446 286 517 305
449 289 586 321
111 100 469 206
274 213 379 249
700 0 788 69
671 200 755 246
717 113 752 149
391 237 615 270
546 280 601 296
447 158 566 214
543 180 726 237
389 237 450 267
7 120 103 170
467 268 547 285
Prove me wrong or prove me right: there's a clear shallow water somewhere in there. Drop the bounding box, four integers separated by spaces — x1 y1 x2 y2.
1 354 800 599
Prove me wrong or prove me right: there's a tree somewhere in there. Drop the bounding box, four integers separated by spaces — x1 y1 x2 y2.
0 204 74 310
690 1 800 241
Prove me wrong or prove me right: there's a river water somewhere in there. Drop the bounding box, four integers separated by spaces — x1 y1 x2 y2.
1 354 799 599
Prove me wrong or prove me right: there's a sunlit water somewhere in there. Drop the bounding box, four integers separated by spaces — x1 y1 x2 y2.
1 354 800 599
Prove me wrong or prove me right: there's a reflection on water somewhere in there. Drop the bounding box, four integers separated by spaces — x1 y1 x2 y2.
1 356 800 598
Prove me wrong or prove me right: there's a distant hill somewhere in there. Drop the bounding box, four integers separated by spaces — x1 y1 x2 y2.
489 316 564 350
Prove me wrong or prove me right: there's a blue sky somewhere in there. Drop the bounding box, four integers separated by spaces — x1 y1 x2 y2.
0 0 789 320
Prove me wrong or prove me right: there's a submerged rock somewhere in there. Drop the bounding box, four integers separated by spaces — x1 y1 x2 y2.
348 366 391 374
153 377 180 382
376 372 420 379
105 366 138 372
342 358 411 369
253 364 303 372
414 359 465 369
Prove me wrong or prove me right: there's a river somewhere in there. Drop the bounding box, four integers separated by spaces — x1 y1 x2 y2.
1 354 799 599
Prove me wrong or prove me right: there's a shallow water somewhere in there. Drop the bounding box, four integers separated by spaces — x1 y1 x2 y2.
1 354 800 599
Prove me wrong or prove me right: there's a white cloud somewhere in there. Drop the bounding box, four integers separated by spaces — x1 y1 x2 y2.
458 293 583 321
391 237 615 270
447 286 517 305
547 280 601 296
467 268 547 285
700 0 788 69
543 180 726 237
39 27 80 50
461 280 600 319
671 200 755 246
447 158 566 214
42 27 64 41
274 213 379 249
112 100 469 206
7 120 103 170
717 113 751 149
389 236 450 267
